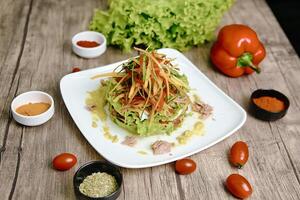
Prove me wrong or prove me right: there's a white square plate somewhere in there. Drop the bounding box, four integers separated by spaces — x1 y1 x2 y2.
60 48 246 168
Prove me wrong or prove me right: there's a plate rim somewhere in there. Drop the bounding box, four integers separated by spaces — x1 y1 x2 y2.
60 48 247 168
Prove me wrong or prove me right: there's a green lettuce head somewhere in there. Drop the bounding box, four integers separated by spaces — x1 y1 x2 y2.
90 0 233 51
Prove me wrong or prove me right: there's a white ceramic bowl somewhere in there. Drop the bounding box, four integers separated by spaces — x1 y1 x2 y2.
11 91 55 126
72 31 107 59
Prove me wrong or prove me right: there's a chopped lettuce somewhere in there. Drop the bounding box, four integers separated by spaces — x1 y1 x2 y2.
90 0 233 51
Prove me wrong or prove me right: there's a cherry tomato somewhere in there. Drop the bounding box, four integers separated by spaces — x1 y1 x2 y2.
226 174 252 199
52 153 77 171
72 67 81 73
229 141 249 168
175 158 197 175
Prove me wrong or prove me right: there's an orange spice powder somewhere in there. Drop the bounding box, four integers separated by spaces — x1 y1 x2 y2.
253 96 285 113
16 102 51 116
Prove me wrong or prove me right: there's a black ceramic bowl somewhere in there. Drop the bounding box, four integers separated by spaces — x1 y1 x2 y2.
250 89 290 121
73 161 123 200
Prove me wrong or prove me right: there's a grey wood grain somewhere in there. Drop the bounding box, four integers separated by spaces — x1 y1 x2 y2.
0 0 299 199
176 1 300 199
0 0 181 199
0 0 33 199
0 0 32 154
252 0 300 185
182 1 299 199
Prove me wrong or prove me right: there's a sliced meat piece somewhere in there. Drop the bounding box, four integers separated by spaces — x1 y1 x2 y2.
174 95 189 104
121 136 137 147
100 80 107 86
192 101 213 119
151 140 172 155
173 117 182 127
86 104 97 111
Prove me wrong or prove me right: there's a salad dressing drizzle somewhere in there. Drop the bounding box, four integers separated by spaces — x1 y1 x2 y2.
103 125 119 143
176 121 205 145
86 86 107 121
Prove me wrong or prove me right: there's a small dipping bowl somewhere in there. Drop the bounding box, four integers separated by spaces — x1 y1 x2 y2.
72 31 107 59
73 161 122 200
11 91 55 126
250 89 290 121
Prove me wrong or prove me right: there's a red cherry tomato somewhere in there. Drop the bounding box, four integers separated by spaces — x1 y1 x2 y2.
175 158 197 175
52 153 77 171
72 67 81 73
229 141 249 168
226 174 253 199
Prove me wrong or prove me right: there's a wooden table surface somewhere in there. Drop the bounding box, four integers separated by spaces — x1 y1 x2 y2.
1 0 300 199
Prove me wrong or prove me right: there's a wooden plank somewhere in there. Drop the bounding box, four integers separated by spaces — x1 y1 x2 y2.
1 0 111 199
0 0 33 199
252 0 300 184
230 0 300 193
0 0 32 155
0 0 182 199
177 0 300 199
0 0 299 199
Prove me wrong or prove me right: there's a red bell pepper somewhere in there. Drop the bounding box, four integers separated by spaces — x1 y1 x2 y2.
210 24 266 77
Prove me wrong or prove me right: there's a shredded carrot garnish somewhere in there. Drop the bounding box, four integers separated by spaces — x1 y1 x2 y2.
95 47 190 132
91 72 125 79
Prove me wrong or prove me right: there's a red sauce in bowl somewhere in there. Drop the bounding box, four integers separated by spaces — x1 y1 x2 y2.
77 40 100 48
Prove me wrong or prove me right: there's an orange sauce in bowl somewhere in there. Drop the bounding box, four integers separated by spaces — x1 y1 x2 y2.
16 102 51 116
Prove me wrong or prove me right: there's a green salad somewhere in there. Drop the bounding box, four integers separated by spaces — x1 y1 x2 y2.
90 0 234 51
93 48 191 136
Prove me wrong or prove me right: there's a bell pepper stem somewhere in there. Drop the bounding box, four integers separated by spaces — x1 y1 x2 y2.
238 53 261 73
